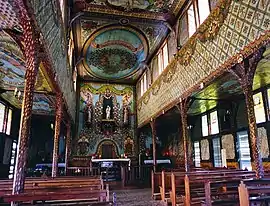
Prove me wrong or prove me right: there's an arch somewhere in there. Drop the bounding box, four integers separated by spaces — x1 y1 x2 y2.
95 139 120 158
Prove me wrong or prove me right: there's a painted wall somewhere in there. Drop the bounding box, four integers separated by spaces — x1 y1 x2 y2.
75 82 136 157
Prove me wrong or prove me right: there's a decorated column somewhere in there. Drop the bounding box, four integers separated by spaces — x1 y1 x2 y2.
176 97 192 172
229 48 265 178
65 120 71 174
150 119 157 172
52 94 63 177
12 1 40 196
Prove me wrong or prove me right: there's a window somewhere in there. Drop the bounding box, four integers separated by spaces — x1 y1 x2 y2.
267 89 270 120
212 137 222 167
210 111 219 135
162 43 169 69
8 140 17 179
253 92 266 123
197 0 210 24
202 114 208 136
0 103 5 132
59 0 65 23
143 73 147 93
187 4 197 36
157 42 169 75
6 109 12 135
194 141 201 167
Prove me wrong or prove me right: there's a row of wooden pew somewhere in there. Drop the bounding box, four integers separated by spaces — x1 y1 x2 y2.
152 168 270 206
0 176 111 205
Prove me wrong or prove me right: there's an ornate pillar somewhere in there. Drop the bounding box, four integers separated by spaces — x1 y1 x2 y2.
176 98 192 172
150 119 157 172
229 49 265 178
12 1 40 196
65 120 71 175
52 94 63 177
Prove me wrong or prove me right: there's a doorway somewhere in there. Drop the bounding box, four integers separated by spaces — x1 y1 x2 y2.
237 131 252 170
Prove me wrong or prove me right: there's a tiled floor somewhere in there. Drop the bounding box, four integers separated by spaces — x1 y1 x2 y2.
111 189 166 206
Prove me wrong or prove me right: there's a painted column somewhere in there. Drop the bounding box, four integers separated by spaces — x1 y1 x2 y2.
229 49 265 178
150 119 157 172
65 121 71 175
52 94 63 177
12 1 40 196
177 98 192 172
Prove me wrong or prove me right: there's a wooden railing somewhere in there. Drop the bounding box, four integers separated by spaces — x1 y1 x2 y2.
66 167 101 176
66 166 153 188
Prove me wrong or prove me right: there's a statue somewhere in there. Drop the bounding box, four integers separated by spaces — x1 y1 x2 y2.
85 104 92 124
123 107 128 124
106 105 111 119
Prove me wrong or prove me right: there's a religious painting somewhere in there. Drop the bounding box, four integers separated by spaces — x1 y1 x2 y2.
221 134 235 159
76 82 136 157
83 26 148 80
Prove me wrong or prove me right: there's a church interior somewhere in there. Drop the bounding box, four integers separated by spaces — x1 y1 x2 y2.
0 0 270 205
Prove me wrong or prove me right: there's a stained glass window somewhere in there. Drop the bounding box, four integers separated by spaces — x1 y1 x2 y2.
253 92 266 123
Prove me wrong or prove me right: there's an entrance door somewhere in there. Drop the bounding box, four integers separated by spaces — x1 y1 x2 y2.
212 137 222 167
237 131 252 170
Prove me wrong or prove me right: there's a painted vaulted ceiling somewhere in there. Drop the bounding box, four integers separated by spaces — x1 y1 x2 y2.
0 28 56 115
72 0 184 83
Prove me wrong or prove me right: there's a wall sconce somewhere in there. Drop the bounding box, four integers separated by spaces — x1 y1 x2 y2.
14 88 22 100
50 123 54 130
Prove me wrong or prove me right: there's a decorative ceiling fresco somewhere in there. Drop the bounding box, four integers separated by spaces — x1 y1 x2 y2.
74 0 186 19
0 30 55 115
75 12 168 82
1 91 55 115
82 26 148 80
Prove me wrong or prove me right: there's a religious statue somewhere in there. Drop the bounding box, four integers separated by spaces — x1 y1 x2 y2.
85 103 92 124
124 137 133 156
106 105 111 120
123 106 129 124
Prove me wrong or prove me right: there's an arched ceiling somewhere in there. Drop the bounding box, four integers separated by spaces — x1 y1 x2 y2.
72 0 182 83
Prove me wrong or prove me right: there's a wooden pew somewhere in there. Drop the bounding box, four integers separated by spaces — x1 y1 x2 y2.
3 186 109 204
238 179 270 206
170 170 256 206
0 176 109 205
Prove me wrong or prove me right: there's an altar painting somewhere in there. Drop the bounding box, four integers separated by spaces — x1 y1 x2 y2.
76 82 136 157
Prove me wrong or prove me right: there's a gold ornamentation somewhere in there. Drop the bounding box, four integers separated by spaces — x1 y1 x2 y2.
197 0 232 42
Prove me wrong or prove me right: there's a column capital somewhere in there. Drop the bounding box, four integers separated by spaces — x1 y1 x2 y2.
229 47 265 90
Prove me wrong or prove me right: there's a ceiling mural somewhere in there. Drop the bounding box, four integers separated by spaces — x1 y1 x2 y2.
74 0 186 18
78 15 167 82
1 91 55 115
82 26 148 80
0 30 54 115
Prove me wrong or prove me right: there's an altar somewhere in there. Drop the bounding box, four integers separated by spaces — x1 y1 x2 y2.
91 158 131 181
